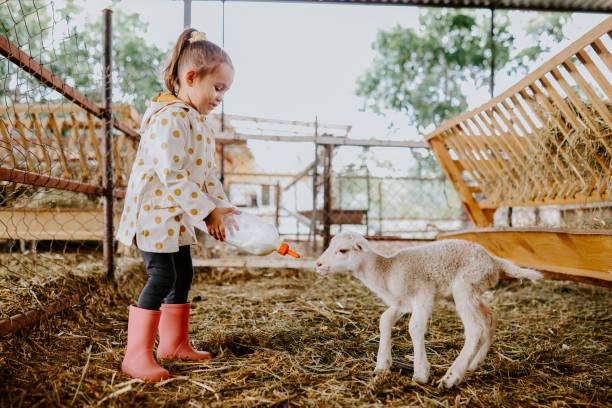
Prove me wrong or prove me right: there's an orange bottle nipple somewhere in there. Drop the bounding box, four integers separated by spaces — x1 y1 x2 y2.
278 242 300 258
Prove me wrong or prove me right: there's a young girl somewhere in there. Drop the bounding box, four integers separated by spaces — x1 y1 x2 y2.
116 28 234 382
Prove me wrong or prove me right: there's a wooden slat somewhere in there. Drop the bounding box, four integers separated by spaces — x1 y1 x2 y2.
48 113 71 179
30 113 52 176
428 137 491 226
0 118 15 168
12 113 36 171
70 114 89 182
437 228 612 284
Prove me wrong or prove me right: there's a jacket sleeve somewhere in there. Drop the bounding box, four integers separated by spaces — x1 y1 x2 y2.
150 108 216 225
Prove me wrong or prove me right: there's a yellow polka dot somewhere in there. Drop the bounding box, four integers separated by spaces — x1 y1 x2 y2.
180 111 186 118
208 182 214 186
190 209 198 215
196 182 201 188
153 158 159 165
155 216 162 224
206 137 211 144
130 221 134 228
138 159 144 166
174 215 180 222
125 230 128 236
154 205 161 210
143 230 150 237
177 174 184 179
191 192 198 198
187 170 191 176
196 134 202 141
123 215 127 221
173 130 180 138
196 159 202 166
149 176 154 182
200 116 204 122
164 168 169 175
188 148 194 154
180 225 186 233
126 206 131 213
155 189 162 196
207 162 212 168
173 155 180 163
143 205 150 211
151 133 156 139
155 242 163 249
168 195 174 202
161 142 168 150
161 118 168 125
168 229 175 236
174 189 182 196
217 196 224 199
172 111 178 116
134 197 137 203
141 174 146 180
136 211 140 219
169 207 176 213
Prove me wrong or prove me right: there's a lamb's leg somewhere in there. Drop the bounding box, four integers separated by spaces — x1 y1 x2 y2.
467 300 497 371
409 295 433 383
437 284 483 388
375 307 403 372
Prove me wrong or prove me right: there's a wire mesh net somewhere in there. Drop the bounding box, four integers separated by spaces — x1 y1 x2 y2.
0 0 139 321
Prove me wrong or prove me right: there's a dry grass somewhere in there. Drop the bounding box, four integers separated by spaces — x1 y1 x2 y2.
0 251 610 407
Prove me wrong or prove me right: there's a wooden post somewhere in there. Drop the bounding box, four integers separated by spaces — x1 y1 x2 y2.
310 117 319 252
365 165 371 236
274 182 280 229
378 181 383 234
102 9 115 281
323 144 333 249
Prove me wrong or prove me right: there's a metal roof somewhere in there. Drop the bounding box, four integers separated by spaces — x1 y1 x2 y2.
214 0 612 13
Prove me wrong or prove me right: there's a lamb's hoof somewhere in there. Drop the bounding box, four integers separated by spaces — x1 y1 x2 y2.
373 367 390 376
374 360 391 374
467 361 481 372
412 373 429 384
436 371 464 388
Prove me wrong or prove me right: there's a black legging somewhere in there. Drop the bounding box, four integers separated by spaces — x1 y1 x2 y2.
137 244 194 310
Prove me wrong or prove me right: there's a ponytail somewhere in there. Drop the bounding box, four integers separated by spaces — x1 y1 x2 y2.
162 28 233 96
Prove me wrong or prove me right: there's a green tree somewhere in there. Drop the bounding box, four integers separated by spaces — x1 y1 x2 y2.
1 0 166 114
356 9 570 133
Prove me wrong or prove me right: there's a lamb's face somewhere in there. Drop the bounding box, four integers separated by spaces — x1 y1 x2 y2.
315 232 368 275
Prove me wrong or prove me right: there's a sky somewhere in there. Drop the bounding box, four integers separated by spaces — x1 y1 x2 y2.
64 1 608 174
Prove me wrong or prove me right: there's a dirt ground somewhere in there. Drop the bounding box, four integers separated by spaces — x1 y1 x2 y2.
0 244 610 407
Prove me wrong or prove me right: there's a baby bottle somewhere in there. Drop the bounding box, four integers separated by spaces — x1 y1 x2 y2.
195 195 300 258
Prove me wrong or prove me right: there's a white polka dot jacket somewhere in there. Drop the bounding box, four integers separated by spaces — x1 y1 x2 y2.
116 93 228 253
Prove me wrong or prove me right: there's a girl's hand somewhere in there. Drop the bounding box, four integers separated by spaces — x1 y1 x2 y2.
204 207 234 241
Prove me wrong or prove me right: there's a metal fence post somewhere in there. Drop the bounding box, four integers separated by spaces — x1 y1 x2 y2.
102 9 115 280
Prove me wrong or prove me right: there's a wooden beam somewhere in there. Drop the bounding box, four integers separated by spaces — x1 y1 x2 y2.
428 137 491 227
437 228 612 284
0 208 121 240
216 131 428 148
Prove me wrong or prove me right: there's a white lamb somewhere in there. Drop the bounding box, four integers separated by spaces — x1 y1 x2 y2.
315 232 541 388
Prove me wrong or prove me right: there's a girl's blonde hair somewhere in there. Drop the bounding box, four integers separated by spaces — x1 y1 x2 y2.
163 28 233 95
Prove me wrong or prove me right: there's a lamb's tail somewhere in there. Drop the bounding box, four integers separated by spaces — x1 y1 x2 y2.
494 256 542 284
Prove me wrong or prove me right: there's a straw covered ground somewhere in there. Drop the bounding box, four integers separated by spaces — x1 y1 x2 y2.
0 245 611 407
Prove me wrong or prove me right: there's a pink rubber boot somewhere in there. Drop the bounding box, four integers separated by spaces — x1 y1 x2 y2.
156 303 212 360
121 305 170 382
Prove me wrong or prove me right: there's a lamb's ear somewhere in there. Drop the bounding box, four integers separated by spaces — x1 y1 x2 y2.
353 240 364 252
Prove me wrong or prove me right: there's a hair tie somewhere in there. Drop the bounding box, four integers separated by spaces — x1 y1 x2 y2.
189 31 207 43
